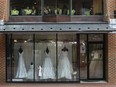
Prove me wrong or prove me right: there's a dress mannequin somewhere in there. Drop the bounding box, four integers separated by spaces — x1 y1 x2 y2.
15 47 27 78
26 62 38 80
58 46 73 80
42 47 55 79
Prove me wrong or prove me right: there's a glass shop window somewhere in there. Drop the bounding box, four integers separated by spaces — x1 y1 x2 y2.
6 33 79 82
57 34 79 81
57 0 70 15
44 0 57 15
72 0 103 15
35 33 57 81
10 0 41 16
11 34 34 82
44 0 70 16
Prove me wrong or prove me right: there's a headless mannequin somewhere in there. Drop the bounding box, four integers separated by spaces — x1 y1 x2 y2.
19 46 23 53
46 47 49 54
30 62 33 66
62 46 68 51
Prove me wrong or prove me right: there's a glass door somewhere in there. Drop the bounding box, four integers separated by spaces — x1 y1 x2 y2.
88 43 104 79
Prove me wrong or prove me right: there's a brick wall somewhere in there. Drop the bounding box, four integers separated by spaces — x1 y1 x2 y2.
107 0 116 19
0 34 6 83
0 0 9 21
108 34 116 83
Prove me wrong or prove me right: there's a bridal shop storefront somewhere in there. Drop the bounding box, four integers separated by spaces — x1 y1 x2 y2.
6 33 106 83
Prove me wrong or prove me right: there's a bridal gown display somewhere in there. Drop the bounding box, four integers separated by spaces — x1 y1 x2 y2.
26 63 38 80
15 51 27 78
42 51 55 79
89 50 103 78
58 50 73 79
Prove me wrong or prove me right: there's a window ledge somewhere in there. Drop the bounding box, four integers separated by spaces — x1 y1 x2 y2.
80 80 107 83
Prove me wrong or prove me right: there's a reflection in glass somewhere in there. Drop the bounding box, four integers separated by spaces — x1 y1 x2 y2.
80 34 87 79
89 44 103 78
72 0 103 15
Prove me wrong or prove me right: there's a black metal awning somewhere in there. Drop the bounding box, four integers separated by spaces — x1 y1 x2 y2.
0 22 114 33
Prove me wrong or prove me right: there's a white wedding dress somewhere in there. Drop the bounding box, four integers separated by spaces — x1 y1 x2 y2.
15 52 27 78
58 51 73 79
26 64 38 80
42 52 55 79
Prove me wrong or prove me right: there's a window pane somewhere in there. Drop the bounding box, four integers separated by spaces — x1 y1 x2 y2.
35 33 56 81
88 34 103 41
89 44 103 78
57 33 79 81
57 0 70 15
72 0 103 15
10 0 41 16
44 0 57 15
11 34 34 82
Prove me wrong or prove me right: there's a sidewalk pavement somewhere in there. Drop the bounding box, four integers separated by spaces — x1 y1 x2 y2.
0 83 116 87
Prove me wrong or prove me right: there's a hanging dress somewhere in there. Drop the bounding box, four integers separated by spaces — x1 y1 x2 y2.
15 52 27 78
42 52 55 79
58 51 73 79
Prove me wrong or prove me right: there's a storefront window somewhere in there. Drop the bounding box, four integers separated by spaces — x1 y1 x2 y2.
6 34 105 82
6 33 79 82
10 0 41 16
11 34 34 81
10 0 103 16
72 0 103 15
57 34 79 81
35 33 56 81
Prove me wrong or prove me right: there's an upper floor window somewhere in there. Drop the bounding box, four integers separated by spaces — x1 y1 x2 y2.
72 0 103 16
10 0 103 16
10 0 41 16
44 0 70 15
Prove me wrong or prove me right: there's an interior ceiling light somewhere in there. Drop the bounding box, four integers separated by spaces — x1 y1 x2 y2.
0 19 4 26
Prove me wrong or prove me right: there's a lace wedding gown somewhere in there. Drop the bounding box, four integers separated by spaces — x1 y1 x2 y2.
42 52 55 79
58 51 73 79
15 52 27 78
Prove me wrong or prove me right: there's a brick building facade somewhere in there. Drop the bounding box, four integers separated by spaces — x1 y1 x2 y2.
0 0 116 85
